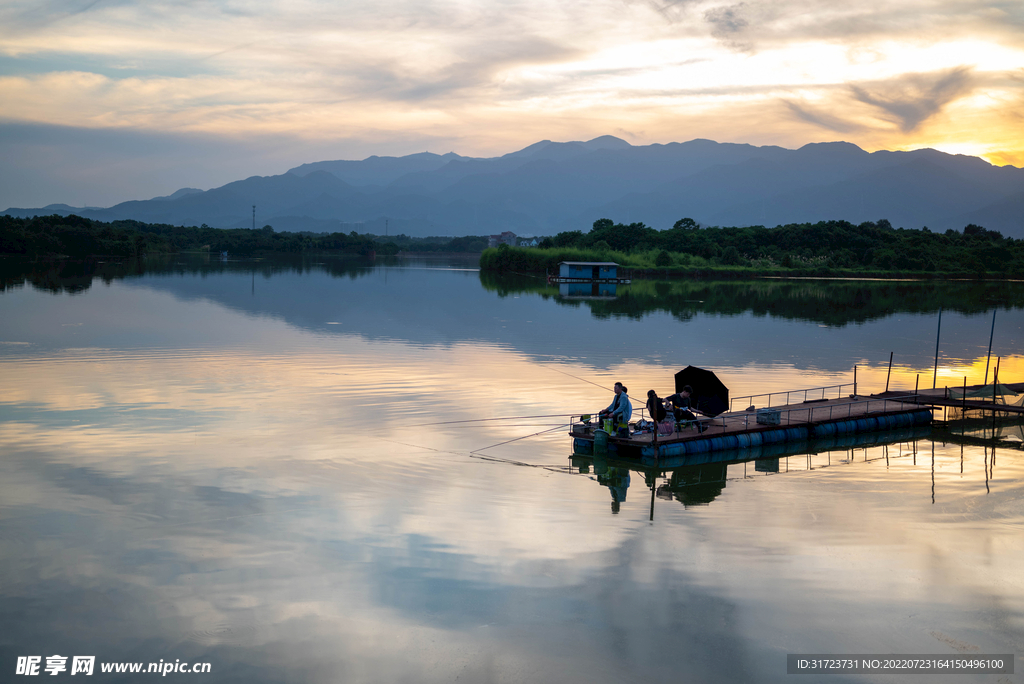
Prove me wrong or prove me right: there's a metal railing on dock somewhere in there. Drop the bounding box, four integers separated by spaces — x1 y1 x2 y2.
726 393 924 430
730 383 856 412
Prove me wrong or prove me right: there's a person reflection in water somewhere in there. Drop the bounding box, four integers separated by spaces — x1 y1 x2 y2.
598 466 630 514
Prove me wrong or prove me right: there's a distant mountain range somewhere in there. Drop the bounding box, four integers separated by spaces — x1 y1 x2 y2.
6 137 1023 238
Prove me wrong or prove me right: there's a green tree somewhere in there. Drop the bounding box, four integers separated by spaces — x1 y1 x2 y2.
720 245 742 265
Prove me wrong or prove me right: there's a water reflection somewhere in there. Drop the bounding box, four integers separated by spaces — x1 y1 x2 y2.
4 255 1023 381
572 423 1022 528
481 271 1024 325
0 253 389 295
662 462 728 506
6 255 1024 325
2 260 1024 683
589 453 631 513
558 281 618 298
573 426 938 513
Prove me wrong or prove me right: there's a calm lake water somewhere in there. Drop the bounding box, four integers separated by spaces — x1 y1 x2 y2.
2 255 1023 683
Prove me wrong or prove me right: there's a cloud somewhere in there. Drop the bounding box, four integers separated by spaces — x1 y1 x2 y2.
362 37 582 103
630 0 699 24
690 0 1024 51
1 0 1023 205
784 100 864 134
851 66 976 132
703 3 753 50
704 3 748 35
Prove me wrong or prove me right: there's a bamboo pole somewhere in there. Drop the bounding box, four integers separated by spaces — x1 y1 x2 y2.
984 309 996 385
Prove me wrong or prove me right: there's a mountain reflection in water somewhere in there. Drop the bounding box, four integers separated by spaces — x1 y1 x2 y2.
5 254 1024 325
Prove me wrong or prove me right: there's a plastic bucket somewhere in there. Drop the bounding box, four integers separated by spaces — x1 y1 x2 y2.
594 429 609 452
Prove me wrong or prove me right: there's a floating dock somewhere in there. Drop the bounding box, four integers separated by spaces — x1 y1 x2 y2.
570 394 934 462
873 382 1024 415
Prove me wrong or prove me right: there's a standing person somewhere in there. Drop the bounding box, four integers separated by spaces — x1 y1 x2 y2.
599 382 632 430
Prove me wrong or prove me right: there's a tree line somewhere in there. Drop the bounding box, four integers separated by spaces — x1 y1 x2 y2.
5 213 1021 275
482 218 1023 276
0 214 484 258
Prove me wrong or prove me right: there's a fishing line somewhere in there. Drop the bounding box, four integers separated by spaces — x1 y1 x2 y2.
377 437 466 458
405 413 583 428
441 423 571 429
545 365 614 393
379 434 586 475
470 453 567 470
470 423 570 454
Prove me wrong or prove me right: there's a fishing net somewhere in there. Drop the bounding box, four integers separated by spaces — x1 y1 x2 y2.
947 384 1024 406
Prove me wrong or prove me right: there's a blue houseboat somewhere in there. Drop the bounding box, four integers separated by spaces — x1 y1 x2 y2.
549 262 630 284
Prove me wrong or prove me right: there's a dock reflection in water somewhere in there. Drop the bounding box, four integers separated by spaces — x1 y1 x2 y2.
571 422 1023 517
558 281 618 299
577 428 937 511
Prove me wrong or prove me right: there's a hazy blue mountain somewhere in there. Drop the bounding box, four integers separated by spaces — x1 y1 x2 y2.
289 151 464 187
3 203 101 218
957 190 1024 231
151 188 203 201
5 137 1023 238
584 143 1024 235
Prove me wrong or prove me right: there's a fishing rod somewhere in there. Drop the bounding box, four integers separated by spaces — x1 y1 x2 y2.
405 413 588 428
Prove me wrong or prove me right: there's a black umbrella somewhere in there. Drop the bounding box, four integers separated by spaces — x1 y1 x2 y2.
674 366 730 417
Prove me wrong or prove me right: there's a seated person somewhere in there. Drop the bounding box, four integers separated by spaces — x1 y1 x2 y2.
665 385 699 423
647 390 675 434
646 389 667 423
599 382 632 429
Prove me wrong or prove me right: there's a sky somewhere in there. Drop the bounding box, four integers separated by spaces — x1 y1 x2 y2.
1 0 1023 209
